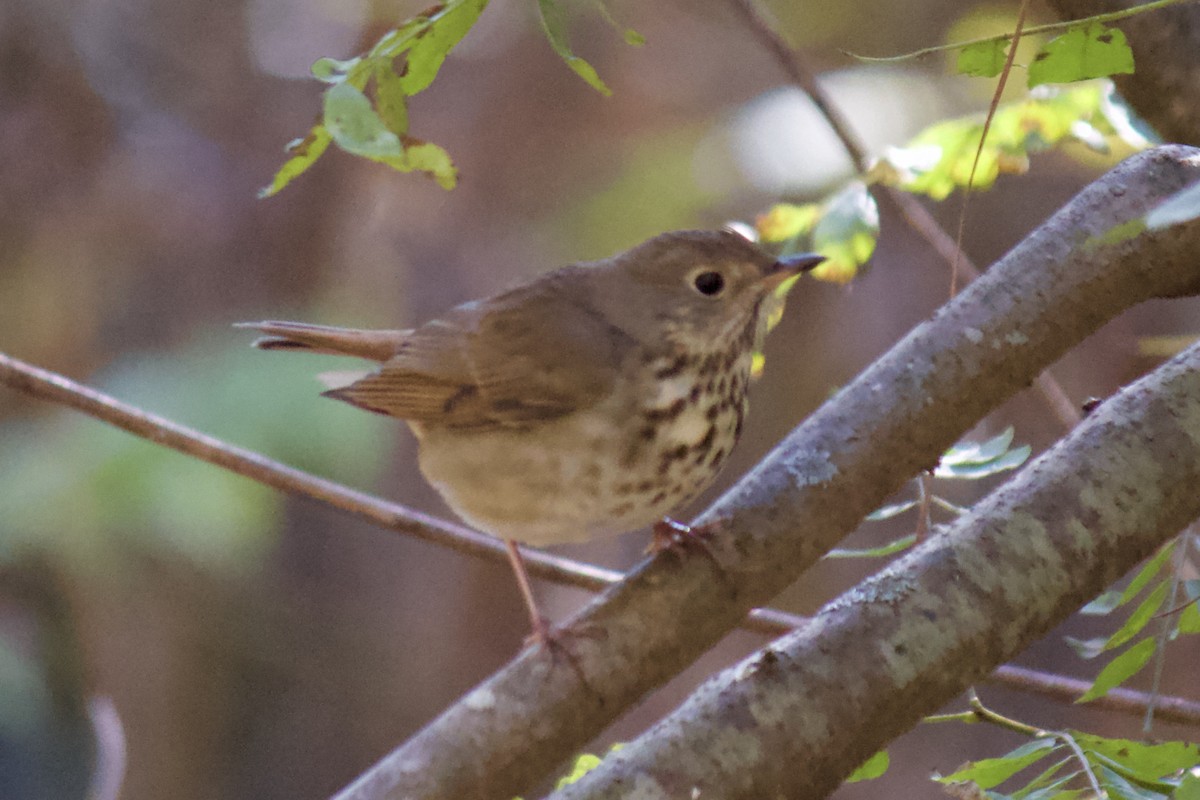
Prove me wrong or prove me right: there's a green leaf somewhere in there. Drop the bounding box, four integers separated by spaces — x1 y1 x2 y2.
810 181 879 284
1080 589 1124 616
1146 181 1200 231
846 750 889 782
936 738 1059 789
936 428 1031 480
1075 734 1200 783
1012 756 1073 798
937 445 1032 479
311 55 361 83
1028 22 1135 88
1173 773 1200 800
864 499 918 522
756 203 820 244
1121 542 1176 605
374 62 410 135
874 83 1119 200
958 38 1008 77
1077 637 1157 702
1095 763 1171 800
1065 635 1108 660
537 0 612 95
323 81 402 158
400 0 489 95
1103 580 1168 652
943 427 1015 465
590 0 644 47
826 534 916 559
381 137 458 190
259 126 333 198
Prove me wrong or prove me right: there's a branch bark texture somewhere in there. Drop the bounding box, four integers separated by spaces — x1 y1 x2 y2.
551 339 1200 800
334 146 1200 800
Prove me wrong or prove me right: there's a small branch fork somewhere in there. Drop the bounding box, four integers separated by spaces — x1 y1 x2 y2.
2 350 1198 726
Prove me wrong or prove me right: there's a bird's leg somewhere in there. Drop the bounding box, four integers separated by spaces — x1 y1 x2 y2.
504 540 597 690
503 539 554 645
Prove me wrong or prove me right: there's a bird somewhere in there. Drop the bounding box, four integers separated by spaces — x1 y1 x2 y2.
238 229 823 643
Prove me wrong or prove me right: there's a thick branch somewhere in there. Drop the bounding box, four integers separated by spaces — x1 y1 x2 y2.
552 340 1200 800
332 147 1200 800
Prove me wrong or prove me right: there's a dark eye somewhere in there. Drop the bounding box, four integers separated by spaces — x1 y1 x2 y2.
693 271 725 296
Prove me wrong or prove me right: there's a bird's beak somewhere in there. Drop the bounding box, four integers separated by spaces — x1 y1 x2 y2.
762 252 826 287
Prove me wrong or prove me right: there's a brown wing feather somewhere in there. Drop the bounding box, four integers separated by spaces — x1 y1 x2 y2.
328 270 637 430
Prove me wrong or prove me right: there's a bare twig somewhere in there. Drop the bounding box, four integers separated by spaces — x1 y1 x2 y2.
0 350 797 638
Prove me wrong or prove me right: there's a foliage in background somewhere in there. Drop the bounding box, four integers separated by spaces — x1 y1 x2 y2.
264 0 639 196
0 337 391 575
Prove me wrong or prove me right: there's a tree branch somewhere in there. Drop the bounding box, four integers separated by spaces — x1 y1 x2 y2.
8 358 1192 727
326 147 1200 800
549 340 1200 800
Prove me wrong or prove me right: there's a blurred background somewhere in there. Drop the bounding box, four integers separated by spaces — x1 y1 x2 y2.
1 0 1197 797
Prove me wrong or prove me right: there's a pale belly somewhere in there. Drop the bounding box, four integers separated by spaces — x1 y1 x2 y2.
413 379 748 547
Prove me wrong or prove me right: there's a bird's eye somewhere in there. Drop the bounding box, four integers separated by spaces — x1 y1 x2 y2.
692 271 725 296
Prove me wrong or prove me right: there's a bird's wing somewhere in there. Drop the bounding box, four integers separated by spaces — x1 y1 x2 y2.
326 275 636 429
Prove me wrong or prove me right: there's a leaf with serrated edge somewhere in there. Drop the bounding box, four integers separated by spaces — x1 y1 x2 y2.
1077 637 1157 702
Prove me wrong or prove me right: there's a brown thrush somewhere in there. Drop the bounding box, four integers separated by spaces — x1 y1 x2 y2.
239 229 822 642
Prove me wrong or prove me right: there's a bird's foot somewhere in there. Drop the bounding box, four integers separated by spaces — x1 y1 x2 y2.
647 517 720 566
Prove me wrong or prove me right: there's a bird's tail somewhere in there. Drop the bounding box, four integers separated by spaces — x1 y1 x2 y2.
234 320 407 362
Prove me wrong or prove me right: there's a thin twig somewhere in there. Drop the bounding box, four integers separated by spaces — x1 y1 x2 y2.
0 350 789 638
914 471 933 542
3 351 1198 724
724 0 1083 432
1144 529 1188 734
851 0 1188 63
951 0 1030 297
725 0 869 173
